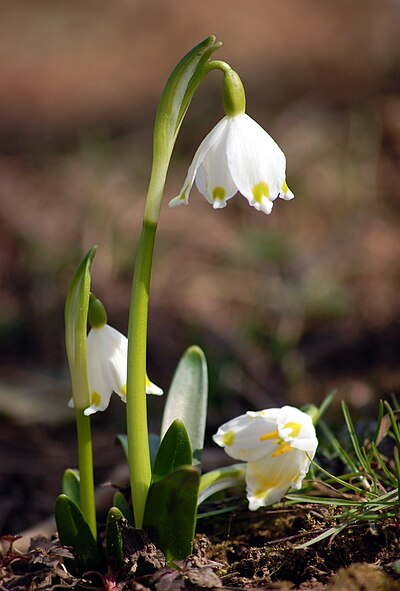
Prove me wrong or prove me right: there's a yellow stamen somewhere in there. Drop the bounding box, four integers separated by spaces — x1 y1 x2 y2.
222 431 235 446
252 181 269 204
212 186 226 202
260 429 279 442
121 384 127 397
282 179 289 194
91 391 101 406
272 442 293 457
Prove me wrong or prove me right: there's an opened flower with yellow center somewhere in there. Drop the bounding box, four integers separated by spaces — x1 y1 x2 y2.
83 324 163 416
213 405 317 510
169 113 294 215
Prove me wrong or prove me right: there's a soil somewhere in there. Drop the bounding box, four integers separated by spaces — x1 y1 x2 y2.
1 501 400 590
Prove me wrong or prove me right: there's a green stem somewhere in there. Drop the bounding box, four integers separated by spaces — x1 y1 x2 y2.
126 219 157 528
125 37 223 528
75 408 97 539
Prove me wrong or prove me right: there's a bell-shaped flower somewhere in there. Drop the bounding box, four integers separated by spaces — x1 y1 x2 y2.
169 113 294 215
82 324 163 416
213 405 317 510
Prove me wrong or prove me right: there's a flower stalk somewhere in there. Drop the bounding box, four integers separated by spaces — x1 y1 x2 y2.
75 409 97 538
125 36 221 528
126 220 157 528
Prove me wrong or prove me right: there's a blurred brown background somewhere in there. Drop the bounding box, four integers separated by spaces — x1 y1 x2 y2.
1 0 400 533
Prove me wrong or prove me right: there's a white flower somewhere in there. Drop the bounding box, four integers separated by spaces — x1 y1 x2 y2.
79 324 162 416
213 405 317 510
169 113 294 215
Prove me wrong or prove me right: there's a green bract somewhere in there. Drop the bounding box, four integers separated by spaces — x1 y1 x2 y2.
144 35 221 224
65 247 96 410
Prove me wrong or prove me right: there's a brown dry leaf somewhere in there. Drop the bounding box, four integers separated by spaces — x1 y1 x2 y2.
374 410 400 448
151 568 185 591
122 525 165 575
185 566 222 588
310 480 364 501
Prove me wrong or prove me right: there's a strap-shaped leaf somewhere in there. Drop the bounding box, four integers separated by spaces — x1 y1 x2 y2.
161 346 208 465
106 507 125 573
55 494 102 575
143 466 200 562
61 469 80 507
152 419 192 482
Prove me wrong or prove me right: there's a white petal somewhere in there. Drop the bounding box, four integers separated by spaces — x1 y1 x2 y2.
100 325 128 398
169 117 229 208
226 113 287 212
146 375 163 396
85 327 115 414
213 410 279 462
194 120 238 208
280 180 295 201
245 447 311 510
276 406 318 453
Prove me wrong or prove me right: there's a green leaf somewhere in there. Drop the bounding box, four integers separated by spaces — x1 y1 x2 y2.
152 419 192 482
161 346 208 465
65 246 97 410
113 491 134 525
55 494 102 575
61 469 80 507
198 464 246 505
116 433 160 468
106 507 125 572
143 466 200 563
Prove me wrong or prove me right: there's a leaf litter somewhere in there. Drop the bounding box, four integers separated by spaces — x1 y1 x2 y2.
2 502 400 591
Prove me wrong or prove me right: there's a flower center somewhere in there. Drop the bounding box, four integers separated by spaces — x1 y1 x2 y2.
259 421 302 457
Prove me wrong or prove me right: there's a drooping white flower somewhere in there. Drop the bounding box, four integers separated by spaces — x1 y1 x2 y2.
213 405 317 510
82 324 163 416
169 113 294 215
